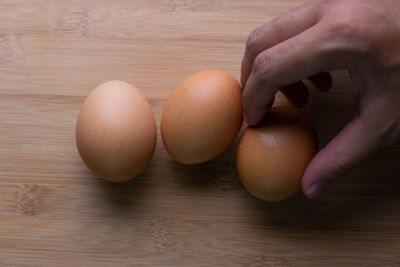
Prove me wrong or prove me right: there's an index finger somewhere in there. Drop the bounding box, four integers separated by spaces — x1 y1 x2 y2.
241 1 321 88
243 24 341 126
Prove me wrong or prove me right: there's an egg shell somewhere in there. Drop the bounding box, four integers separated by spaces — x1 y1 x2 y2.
76 81 157 182
161 69 243 164
236 106 318 201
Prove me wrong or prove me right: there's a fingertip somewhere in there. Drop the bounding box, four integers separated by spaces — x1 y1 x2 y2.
301 160 319 197
301 115 370 199
242 80 271 126
301 144 330 198
302 169 327 199
244 96 274 126
305 180 328 198
244 107 266 126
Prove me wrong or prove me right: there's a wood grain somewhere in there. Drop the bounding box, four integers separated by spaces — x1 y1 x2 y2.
1 0 400 266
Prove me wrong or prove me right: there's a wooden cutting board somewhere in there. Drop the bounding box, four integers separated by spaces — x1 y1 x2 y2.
1 0 399 266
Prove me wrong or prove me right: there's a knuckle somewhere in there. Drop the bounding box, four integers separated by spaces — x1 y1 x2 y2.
245 26 264 58
315 0 331 5
322 6 373 42
318 16 364 60
269 16 286 35
252 52 274 79
331 17 356 37
315 0 338 9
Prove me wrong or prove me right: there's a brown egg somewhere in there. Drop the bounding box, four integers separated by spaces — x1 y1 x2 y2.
236 106 318 201
161 69 243 164
76 81 157 182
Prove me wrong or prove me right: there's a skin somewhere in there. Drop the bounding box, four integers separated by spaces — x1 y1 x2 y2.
241 0 400 198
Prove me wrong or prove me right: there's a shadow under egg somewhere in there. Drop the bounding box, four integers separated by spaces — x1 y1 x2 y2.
89 159 157 214
169 133 244 192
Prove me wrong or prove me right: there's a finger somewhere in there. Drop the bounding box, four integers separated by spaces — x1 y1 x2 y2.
243 24 342 126
244 96 275 125
308 72 332 91
280 81 309 108
302 113 379 198
241 1 322 88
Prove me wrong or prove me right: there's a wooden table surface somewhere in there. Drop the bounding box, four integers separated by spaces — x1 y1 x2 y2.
1 0 400 266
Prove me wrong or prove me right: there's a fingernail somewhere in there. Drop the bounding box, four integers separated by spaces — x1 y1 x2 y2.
307 181 328 199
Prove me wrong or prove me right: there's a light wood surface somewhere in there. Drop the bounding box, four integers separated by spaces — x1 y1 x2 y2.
1 0 400 266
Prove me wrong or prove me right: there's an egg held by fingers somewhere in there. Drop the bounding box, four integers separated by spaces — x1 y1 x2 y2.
236 106 318 201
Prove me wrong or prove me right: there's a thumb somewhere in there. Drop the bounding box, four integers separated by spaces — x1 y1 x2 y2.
302 112 379 198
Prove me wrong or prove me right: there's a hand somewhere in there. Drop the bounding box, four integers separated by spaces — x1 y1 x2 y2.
241 0 400 198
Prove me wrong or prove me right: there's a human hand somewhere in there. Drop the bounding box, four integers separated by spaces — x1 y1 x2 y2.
241 0 400 198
